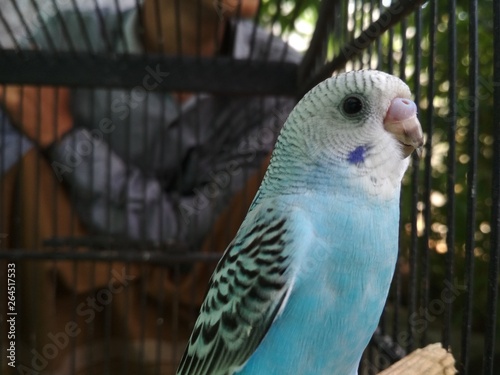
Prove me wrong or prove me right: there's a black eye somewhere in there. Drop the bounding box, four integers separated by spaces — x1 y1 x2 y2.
342 96 363 115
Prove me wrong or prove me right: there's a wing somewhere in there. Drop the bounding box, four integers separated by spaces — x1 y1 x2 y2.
176 206 295 375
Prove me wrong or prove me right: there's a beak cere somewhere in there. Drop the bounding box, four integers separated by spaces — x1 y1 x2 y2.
383 97 424 158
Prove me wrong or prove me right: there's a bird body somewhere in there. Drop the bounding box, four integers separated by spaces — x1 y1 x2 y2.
176 70 423 375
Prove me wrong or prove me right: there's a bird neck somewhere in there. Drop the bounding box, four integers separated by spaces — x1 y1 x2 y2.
256 150 402 207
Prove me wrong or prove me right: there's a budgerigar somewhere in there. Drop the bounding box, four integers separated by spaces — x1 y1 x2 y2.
176 70 423 375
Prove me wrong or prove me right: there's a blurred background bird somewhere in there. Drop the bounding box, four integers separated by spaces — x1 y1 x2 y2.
176 70 424 375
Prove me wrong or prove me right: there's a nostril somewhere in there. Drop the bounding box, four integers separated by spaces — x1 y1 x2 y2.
385 97 417 123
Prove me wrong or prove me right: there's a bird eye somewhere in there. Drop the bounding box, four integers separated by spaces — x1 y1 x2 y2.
342 96 363 116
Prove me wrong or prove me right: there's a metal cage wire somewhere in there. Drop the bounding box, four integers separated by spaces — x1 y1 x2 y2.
0 0 498 374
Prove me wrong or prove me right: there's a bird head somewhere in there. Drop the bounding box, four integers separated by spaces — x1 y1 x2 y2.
268 70 423 201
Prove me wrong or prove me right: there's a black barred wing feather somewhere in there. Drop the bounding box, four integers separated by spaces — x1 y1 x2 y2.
176 210 294 375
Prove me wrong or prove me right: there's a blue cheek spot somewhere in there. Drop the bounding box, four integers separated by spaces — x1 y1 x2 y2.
347 146 366 164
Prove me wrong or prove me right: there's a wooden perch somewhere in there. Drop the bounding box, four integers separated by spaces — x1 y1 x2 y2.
378 343 456 375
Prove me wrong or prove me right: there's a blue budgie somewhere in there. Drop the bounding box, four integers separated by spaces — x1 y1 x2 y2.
176 70 423 375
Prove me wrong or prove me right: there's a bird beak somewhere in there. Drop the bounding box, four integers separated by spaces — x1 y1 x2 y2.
383 98 424 158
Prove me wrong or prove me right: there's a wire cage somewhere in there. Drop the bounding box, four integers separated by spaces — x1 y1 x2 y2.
0 0 497 374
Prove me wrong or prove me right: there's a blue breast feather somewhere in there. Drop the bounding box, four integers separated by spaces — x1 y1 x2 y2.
236 195 399 375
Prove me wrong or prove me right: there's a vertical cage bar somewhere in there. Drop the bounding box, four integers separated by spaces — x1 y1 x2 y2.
375 0 383 70
154 269 166 375
407 6 422 352
104 264 113 375
121 262 132 375
298 0 338 84
27 0 58 53
91 0 113 53
113 0 129 55
67 262 78 375
421 0 437 347
138 265 148 369
392 16 406 351
460 0 479 373
483 0 500 373
382 20 394 343
174 0 183 56
152 0 165 53
50 0 77 55
0 85 4 234
68 0 94 53
443 0 457 350
394 18 410 356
